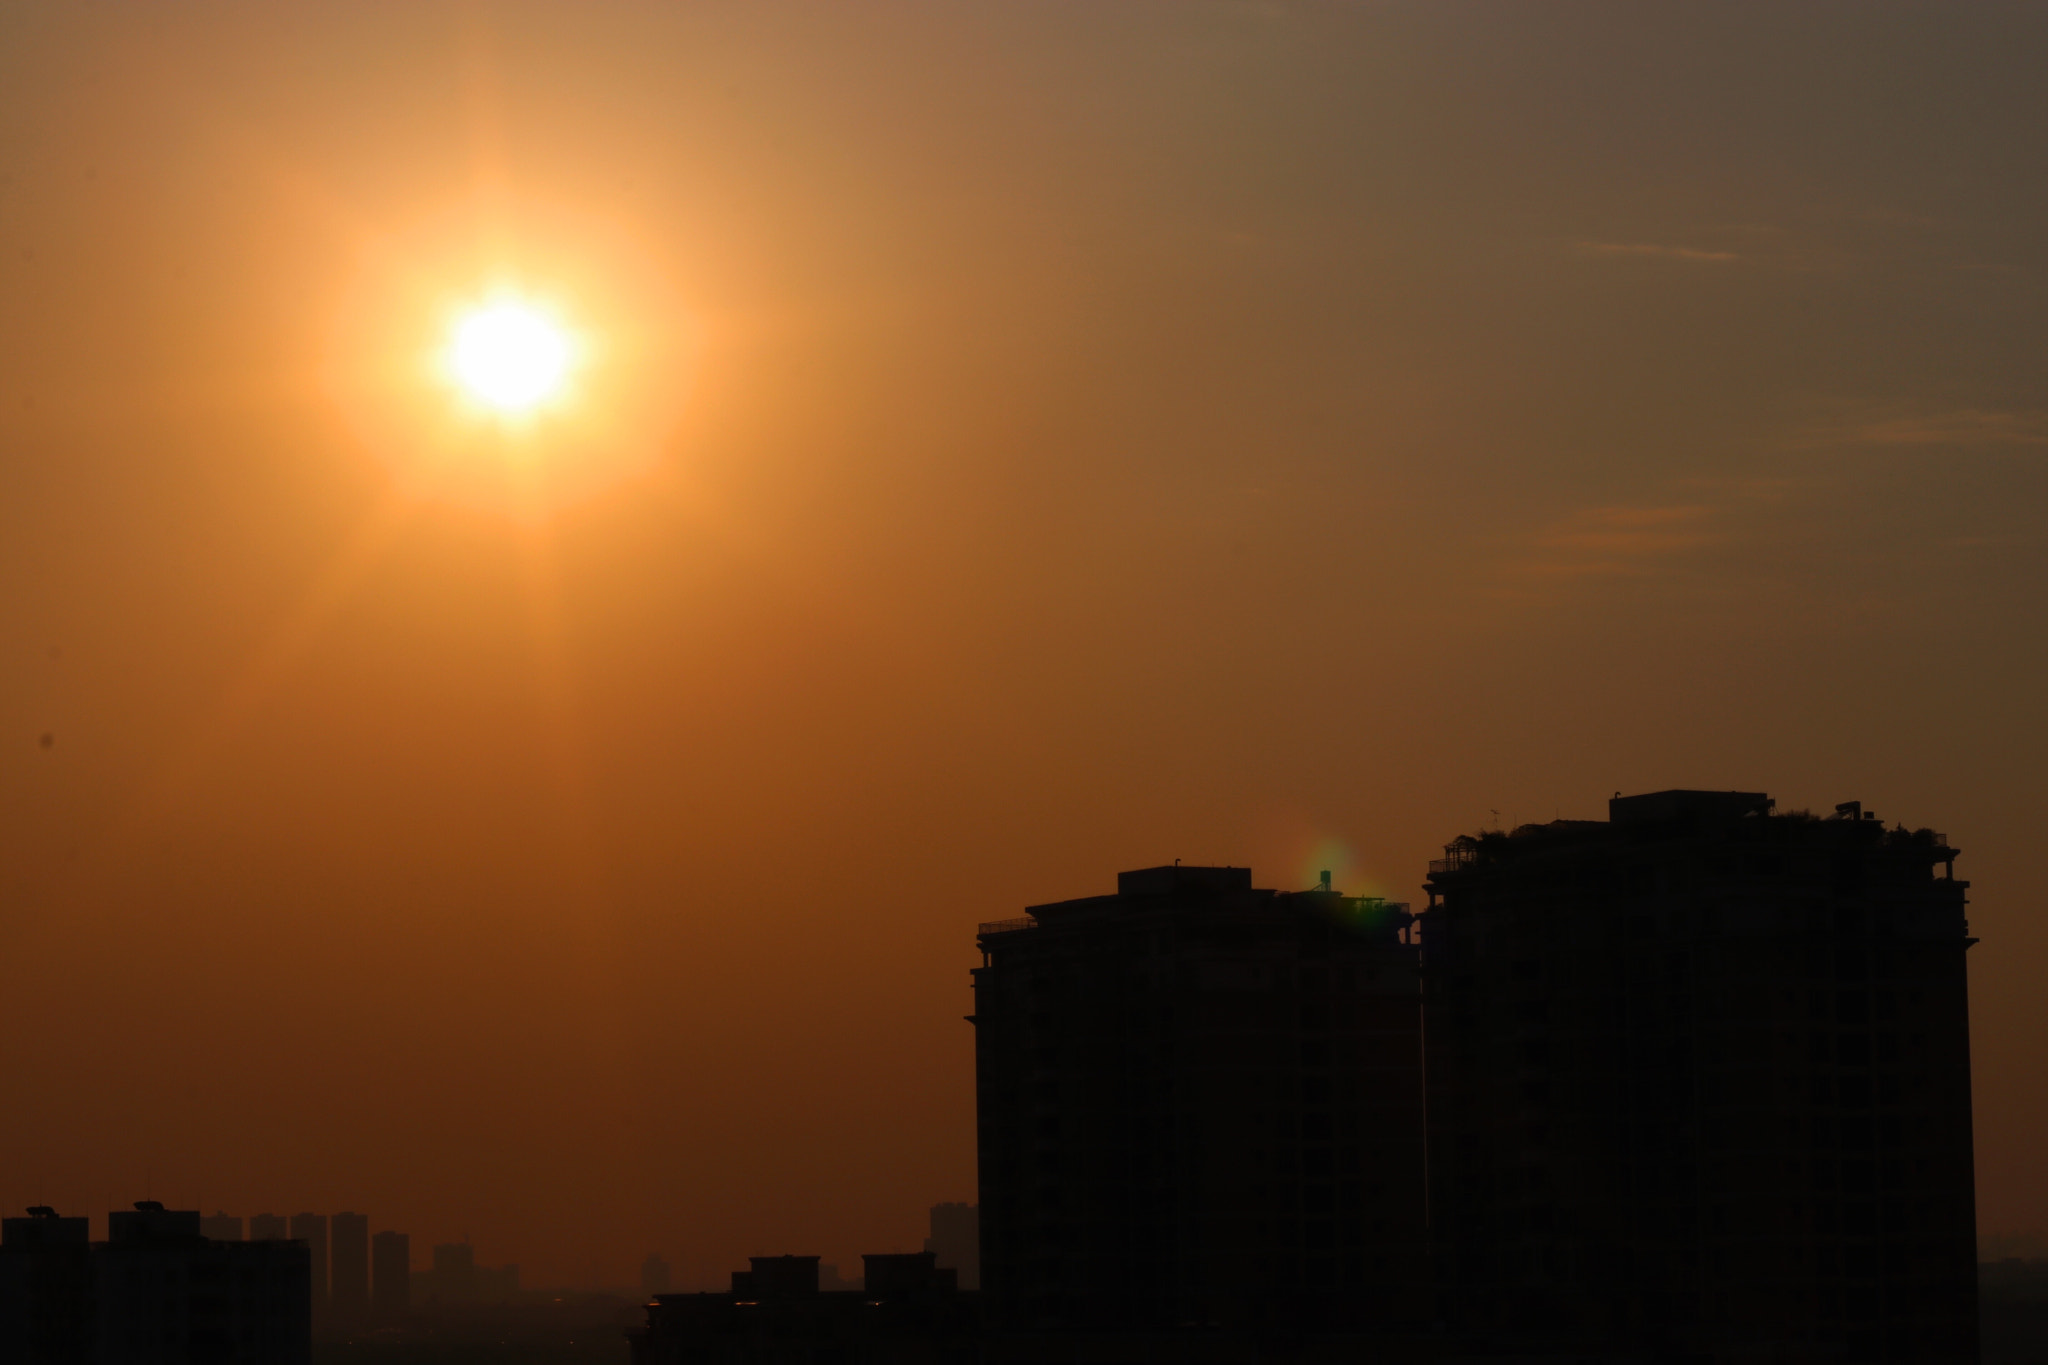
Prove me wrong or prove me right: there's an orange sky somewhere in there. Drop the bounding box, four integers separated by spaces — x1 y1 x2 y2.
2 2 2045 1286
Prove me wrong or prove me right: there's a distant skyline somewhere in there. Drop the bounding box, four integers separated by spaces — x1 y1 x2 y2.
1 1 2044 1286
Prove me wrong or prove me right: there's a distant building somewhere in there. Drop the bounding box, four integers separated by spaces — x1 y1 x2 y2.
201 1212 244 1242
329 1213 369 1320
249 1214 289 1242
476 1261 520 1303
641 1254 672 1297
973 865 1427 1332
429 1242 477 1304
0 1202 310 1365
1423 791 1979 1363
423 1242 513 1304
288 1213 327 1319
923 1202 978 1291
371 1231 410 1319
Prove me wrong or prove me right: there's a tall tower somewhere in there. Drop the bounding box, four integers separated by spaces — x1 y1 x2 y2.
972 865 1426 1333
640 1253 672 1297
1422 791 1977 1363
330 1213 369 1320
289 1214 328 1320
924 1202 980 1290
372 1231 411 1319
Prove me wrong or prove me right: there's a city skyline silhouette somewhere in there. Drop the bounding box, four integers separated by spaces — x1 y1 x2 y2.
0 2 2043 1344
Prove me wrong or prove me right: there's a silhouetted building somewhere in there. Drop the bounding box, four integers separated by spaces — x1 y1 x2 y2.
428 1242 475 1304
1423 791 1978 1363
972 865 1427 1333
863 1253 956 1297
476 1261 519 1303
641 1254 671 1298
923 1203 979 1291
328 1214 368 1321
201 1213 244 1243
421 1242 518 1304
0 1207 93 1365
371 1232 409 1319
97 1202 311 1365
731 1256 819 1300
631 1251 977 1365
2 1202 311 1365
287 1214 326 1319
248 1215 288 1243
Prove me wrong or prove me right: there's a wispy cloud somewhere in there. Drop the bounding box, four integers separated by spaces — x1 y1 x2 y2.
1576 241 1739 264
1513 504 1720 578
1820 408 2048 448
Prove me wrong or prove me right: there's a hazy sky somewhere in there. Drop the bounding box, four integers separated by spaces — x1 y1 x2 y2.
2 1 2045 1285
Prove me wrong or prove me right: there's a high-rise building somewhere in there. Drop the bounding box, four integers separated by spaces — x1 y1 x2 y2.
289 1214 328 1318
430 1242 477 1304
201 1211 244 1242
1 1203 311 1365
972 865 1427 1332
330 1213 369 1320
372 1231 410 1320
641 1254 672 1297
1422 790 1978 1363
100 1203 311 1364
0 1207 93 1365
923 1203 979 1291
250 1214 289 1242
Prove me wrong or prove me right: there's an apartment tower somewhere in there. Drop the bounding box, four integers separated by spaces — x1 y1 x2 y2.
330 1213 369 1320
1422 790 1977 1363
288 1214 328 1320
972 865 1426 1333
372 1231 411 1319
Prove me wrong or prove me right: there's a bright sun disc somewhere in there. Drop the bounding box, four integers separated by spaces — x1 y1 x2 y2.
447 301 573 413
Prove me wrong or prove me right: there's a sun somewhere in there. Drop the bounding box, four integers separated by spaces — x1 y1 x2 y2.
445 298 576 414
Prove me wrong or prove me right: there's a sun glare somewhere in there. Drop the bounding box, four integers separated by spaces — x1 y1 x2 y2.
446 299 575 414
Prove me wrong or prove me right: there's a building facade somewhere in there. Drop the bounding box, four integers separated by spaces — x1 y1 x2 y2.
0 1208 93 1365
328 1214 369 1321
1422 790 1977 1363
370 1232 410 1320
972 865 1426 1334
641 1254 672 1298
0 1203 310 1365
286 1215 327 1320
923 1203 979 1291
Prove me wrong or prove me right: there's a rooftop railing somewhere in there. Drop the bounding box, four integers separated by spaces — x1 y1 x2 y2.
978 917 1039 937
